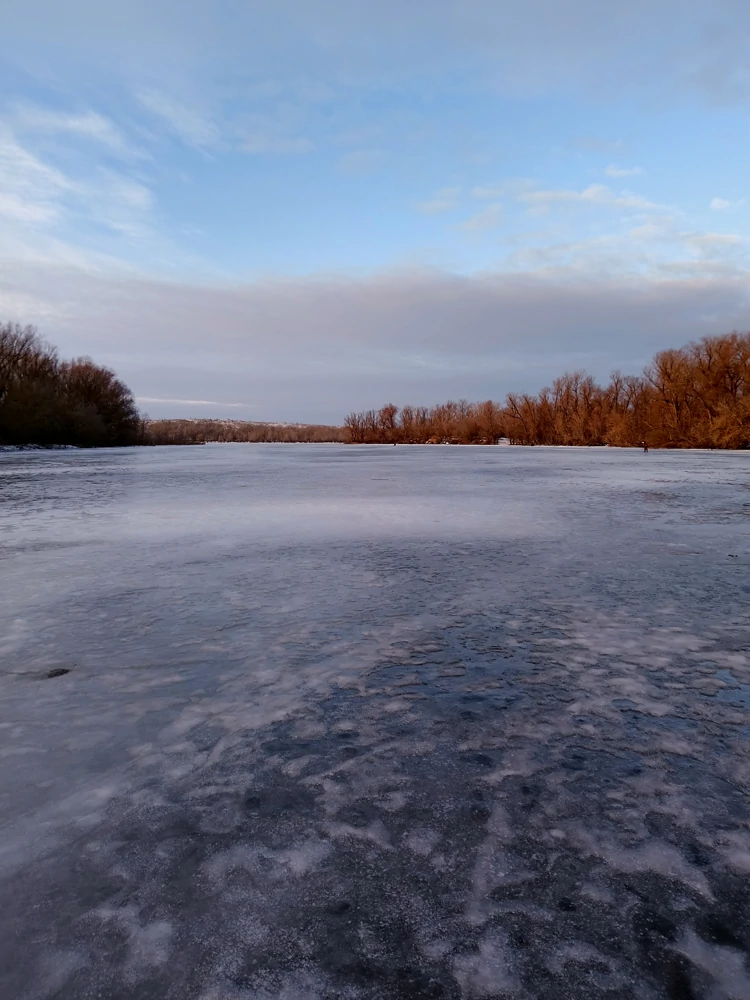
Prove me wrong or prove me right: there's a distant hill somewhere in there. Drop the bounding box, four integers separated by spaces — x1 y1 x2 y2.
145 418 346 444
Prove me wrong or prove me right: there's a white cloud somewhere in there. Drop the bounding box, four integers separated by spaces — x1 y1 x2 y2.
604 164 644 177
493 207 749 277
81 171 156 240
417 187 460 214
0 130 72 192
520 184 661 212
0 124 160 258
708 197 746 212
684 232 744 258
688 232 742 246
0 128 71 229
471 179 536 200
458 203 502 231
13 105 138 157
0 192 58 223
99 173 153 212
622 217 746 268
628 217 678 241
136 91 221 150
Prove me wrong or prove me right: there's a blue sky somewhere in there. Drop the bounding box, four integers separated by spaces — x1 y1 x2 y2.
0 0 749 421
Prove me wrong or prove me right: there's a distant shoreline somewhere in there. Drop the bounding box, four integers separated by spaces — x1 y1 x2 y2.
3 441 746 453
4 325 749 451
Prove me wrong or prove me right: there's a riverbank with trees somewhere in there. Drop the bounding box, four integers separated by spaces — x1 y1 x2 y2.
3 322 748 449
0 323 344 448
0 322 142 448
345 333 750 449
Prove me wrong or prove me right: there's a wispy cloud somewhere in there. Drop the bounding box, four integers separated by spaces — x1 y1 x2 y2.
100 172 152 211
520 184 661 213
87 171 155 238
0 128 71 226
13 104 139 157
137 91 221 150
502 223 746 277
0 192 58 223
604 164 644 177
684 232 744 257
417 187 460 214
0 123 161 259
710 197 745 211
458 203 502 232
471 179 536 200
136 397 251 407
625 217 746 265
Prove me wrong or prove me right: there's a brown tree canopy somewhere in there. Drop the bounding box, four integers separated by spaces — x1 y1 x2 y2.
344 333 750 448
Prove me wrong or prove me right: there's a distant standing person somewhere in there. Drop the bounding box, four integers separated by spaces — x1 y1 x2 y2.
642 440 649 453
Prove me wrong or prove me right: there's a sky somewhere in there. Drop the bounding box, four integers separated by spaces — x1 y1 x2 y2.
0 0 749 422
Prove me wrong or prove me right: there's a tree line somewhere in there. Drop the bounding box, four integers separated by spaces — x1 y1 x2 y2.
0 322 344 448
345 332 750 448
146 419 346 445
3 321 748 449
0 322 142 447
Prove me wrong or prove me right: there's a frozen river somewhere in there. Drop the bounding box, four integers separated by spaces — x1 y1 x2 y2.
1 444 749 999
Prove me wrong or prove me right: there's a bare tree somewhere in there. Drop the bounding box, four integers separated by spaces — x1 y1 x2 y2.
349 333 749 448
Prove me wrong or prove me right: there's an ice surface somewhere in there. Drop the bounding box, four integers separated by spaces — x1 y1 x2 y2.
0 444 749 998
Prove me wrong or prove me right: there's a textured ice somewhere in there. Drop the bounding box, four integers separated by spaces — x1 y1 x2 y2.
0 443 749 998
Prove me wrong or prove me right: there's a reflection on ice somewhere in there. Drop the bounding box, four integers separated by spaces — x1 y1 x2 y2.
0 444 749 998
